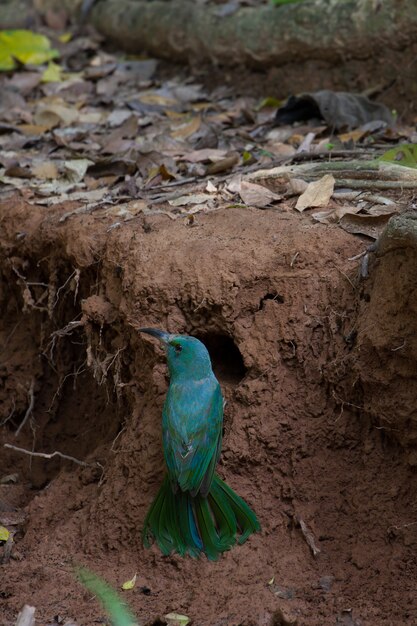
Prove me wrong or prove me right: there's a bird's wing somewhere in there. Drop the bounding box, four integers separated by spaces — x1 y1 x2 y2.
162 378 223 496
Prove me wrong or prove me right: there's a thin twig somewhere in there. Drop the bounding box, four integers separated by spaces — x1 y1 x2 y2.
145 176 197 193
296 515 321 558
15 379 35 438
348 250 368 261
4 443 90 467
290 251 299 268
289 149 370 164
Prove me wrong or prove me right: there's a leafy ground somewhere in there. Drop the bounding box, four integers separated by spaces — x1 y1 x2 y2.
0 24 416 229
1 20 417 626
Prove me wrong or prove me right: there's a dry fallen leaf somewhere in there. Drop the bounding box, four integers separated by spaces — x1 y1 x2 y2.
63 159 93 183
338 129 367 143
34 187 108 207
32 161 59 180
0 173 31 190
295 174 335 211
181 148 228 163
288 178 309 195
138 92 178 107
206 153 239 175
297 131 316 153
34 101 79 129
7 71 42 95
107 109 132 127
206 180 217 192
101 137 133 155
339 213 394 239
18 123 52 136
169 193 213 207
171 116 201 140
225 174 242 193
106 200 148 219
78 111 104 125
239 180 281 208
312 204 362 224
367 205 398 216
4 164 32 179
264 142 296 157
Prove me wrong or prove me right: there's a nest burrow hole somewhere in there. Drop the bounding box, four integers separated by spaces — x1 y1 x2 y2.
195 332 247 385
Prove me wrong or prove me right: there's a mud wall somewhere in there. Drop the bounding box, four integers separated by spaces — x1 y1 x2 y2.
354 213 417 457
2 200 417 625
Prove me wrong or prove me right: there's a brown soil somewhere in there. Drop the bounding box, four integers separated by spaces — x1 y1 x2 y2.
1 197 417 626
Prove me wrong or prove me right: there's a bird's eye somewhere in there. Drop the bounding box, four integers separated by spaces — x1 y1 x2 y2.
174 344 182 354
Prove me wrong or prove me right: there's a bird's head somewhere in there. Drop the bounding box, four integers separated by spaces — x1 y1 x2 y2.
139 328 214 381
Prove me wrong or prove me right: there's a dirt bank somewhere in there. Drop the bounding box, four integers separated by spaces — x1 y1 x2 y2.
1 198 417 626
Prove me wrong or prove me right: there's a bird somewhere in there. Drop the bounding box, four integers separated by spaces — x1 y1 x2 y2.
139 328 260 560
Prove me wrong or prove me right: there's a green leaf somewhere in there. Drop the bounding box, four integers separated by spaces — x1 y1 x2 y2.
164 613 190 626
0 526 10 542
41 61 63 83
58 33 72 43
0 30 59 71
256 96 282 110
379 144 417 169
121 573 137 590
271 0 305 5
258 149 275 159
76 567 137 626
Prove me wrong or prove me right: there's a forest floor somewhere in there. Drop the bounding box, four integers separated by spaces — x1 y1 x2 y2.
1 21 417 626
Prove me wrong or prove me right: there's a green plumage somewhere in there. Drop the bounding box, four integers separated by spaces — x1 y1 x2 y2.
143 473 259 559
140 329 260 559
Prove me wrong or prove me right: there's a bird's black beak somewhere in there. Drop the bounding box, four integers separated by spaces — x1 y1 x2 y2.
139 328 171 344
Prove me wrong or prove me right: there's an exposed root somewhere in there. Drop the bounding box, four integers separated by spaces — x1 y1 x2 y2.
47 361 87 413
45 318 86 364
14 379 35 438
52 268 81 311
4 443 93 467
85 325 126 387
0 397 16 427
11 265 48 313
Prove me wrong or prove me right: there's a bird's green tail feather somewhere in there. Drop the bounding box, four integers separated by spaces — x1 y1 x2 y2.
143 474 260 560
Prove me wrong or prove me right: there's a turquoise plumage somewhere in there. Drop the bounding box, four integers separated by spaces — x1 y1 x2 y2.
139 329 260 559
